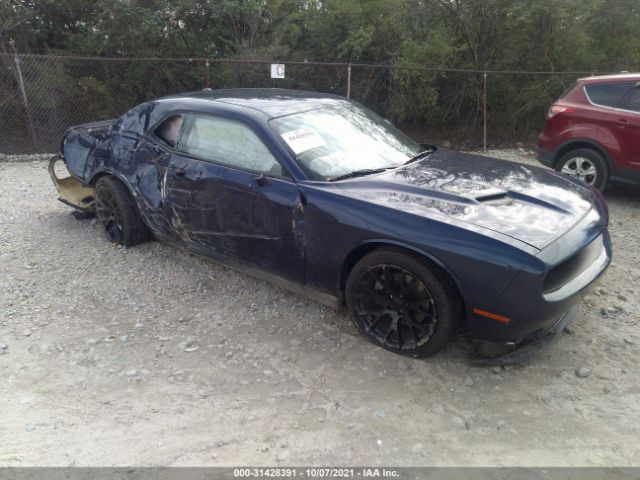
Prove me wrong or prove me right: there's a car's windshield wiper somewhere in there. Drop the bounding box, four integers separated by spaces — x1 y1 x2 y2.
327 146 436 181
403 146 436 165
328 167 393 182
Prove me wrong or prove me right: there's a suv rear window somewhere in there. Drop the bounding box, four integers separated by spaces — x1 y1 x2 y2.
585 82 634 107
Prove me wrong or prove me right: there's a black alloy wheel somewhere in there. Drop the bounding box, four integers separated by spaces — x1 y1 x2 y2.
95 183 124 242
346 249 460 357
352 264 438 350
94 176 150 246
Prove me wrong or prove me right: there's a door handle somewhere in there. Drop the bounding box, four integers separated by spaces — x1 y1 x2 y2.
616 119 628 127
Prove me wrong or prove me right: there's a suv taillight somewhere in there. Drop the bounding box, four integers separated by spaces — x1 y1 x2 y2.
547 104 577 118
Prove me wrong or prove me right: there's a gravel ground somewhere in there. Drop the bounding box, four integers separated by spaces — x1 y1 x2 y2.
1 150 639 467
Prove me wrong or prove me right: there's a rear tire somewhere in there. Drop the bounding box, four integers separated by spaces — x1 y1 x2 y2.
95 176 150 246
345 248 461 357
556 148 608 192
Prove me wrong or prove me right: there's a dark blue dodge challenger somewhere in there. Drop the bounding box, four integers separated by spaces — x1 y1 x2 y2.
50 89 611 362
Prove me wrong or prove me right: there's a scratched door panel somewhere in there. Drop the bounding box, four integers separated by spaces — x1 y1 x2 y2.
162 154 305 283
249 177 304 283
161 155 247 257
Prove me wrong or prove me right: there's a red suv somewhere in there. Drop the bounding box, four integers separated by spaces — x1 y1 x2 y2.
537 73 640 191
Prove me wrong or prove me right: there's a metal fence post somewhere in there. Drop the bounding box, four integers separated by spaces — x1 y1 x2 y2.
204 59 210 88
10 41 38 150
482 71 487 151
346 63 352 98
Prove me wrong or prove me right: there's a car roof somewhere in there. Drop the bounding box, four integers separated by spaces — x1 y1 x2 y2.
158 88 348 118
578 73 640 84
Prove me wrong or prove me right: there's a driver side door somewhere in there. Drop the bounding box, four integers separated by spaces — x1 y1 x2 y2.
162 113 305 284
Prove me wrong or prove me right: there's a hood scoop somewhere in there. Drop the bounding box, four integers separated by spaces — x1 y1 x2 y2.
474 191 512 205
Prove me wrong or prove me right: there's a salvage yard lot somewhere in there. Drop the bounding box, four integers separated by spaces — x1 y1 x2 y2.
1 150 639 466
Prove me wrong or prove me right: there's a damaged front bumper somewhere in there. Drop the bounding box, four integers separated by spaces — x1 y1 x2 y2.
470 303 579 366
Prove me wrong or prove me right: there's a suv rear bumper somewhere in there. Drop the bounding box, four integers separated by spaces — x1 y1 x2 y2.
536 147 554 168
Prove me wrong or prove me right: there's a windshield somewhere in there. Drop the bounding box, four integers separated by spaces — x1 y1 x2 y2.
270 102 422 181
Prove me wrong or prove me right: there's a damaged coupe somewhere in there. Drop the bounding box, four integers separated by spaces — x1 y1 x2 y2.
50 89 611 362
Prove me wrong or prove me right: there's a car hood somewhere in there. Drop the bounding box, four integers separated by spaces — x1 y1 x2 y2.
335 149 595 249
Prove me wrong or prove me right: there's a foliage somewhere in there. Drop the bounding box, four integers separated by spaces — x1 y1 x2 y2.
1 0 639 146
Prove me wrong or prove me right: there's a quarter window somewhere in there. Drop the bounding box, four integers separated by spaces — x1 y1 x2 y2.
179 115 282 175
154 114 184 147
584 82 634 108
621 88 640 112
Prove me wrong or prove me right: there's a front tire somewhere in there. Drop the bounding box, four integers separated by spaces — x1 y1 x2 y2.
556 148 608 192
95 176 150 246
345 248 461 357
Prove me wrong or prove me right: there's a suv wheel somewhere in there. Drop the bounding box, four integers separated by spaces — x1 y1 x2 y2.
556 148 608 191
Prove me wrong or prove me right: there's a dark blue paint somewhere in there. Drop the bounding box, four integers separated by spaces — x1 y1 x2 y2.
58 89 611 346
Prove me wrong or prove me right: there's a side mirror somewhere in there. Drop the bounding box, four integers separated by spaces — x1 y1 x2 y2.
255 174 271 187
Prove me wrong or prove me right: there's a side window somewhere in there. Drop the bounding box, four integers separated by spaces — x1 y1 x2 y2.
621 87 640 112
154 114 184 147
584 82 634 108
179 115 282 176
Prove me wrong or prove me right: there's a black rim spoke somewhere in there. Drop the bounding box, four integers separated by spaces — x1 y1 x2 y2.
353 264 438 351
360 310 387 330
408 325 420 344
384 321 397 343
96 186 123 243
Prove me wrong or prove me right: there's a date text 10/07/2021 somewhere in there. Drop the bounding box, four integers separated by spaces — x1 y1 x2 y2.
233 468 400 478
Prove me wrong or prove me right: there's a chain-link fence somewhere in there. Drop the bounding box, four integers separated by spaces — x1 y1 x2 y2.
0 53 594 154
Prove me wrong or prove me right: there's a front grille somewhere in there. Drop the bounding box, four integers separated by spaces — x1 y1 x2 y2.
542 235 604 294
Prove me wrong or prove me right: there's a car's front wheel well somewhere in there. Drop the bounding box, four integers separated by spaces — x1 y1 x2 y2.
339 243 382 294
339 242 464 307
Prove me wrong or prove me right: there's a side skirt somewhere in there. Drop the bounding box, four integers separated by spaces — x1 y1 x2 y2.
160 237 342 311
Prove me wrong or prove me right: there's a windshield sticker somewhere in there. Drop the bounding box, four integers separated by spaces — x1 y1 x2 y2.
280 128 327 154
